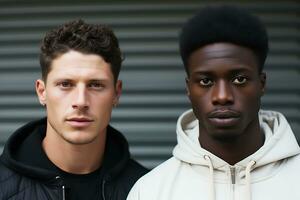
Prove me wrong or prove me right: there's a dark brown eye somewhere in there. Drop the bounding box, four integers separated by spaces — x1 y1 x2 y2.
232 76 247 85
199 78 213 86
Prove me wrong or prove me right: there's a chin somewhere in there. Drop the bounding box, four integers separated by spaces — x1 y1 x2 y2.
210 128 243 142
65 137 98 145
212 134 240 143
62 132 99 145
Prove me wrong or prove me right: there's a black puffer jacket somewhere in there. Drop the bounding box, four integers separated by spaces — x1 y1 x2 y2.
0 118 148 200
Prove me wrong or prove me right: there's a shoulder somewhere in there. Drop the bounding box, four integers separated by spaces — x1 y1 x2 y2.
136 157 181 185
0 161 61 200
0 161 26 198
129 157 180 190
0 160 14 179
127 157 181 200
103 159 148 200
126 159 149 175
271 153 300 181
283 154 300 171
118 158 149 187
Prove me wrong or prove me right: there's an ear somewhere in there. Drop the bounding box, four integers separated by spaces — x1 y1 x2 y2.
185 77 190 97
113 80 122 106
260 72 266 96
36 79 47 106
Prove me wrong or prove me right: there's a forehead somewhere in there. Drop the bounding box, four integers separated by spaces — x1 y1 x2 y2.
47 50 113 81
187 43 259 74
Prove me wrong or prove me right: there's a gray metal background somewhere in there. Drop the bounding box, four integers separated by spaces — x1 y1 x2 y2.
0 2 299 169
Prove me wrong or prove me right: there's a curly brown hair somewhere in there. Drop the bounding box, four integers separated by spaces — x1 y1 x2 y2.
39 19 122 82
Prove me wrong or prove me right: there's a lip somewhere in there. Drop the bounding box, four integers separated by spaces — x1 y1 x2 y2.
208 110 241 127
66 117 93 128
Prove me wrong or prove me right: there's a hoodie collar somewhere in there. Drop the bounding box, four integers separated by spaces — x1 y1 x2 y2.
173 109 300 169
0 118 131 181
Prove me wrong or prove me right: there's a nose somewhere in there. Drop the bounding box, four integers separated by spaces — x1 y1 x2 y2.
211 80 234 105
72 85 89 111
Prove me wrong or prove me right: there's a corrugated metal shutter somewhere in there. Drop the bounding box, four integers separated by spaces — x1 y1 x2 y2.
0 2 299 169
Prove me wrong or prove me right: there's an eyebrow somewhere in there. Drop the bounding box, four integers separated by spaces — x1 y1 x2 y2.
53 78 109 83
88 79 104 82
227 68 253 74
192 66 253 74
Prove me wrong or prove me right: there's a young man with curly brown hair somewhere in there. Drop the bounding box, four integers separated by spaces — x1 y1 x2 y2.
0 19 147 200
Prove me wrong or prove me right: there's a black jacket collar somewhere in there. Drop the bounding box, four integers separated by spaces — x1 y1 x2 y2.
0 118 131 182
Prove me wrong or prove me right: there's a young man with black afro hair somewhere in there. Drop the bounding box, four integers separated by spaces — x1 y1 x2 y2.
127 5 300 200
0 19 148 200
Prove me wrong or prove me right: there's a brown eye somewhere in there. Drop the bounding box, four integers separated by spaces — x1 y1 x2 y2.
199 78 213 86
232 76 247 85
88 82 104 89
59 81 72 88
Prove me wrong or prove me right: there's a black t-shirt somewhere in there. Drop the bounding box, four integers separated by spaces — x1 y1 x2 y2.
57 166 103 200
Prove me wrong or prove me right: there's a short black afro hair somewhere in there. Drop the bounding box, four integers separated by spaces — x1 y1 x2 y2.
179 5 269 74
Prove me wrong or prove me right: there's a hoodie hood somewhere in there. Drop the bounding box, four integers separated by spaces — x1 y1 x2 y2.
173 109 300 169
0 118 131 182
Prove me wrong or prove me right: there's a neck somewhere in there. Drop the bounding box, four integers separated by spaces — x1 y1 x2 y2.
199 119 264 165
42 124 106 174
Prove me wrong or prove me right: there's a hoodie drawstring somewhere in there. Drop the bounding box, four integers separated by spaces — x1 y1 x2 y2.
62 185 66 200
204 155 215 200
245 160 256 200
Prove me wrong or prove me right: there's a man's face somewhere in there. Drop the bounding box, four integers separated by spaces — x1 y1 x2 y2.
36 50 121 145
186 43 265 140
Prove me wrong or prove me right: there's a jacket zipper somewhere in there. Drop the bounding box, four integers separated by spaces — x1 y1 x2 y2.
62 185 66 200
102 179 106 200
55 176 66 200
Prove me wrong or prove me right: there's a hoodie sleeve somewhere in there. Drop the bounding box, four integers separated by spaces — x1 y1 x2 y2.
127 180 141 200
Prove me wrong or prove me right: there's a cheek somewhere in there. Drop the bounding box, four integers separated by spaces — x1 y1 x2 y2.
189 88 210 106
189 88 211 117
92 92 115 109
46 87 68 103
46 90 71 115
236 87 262 111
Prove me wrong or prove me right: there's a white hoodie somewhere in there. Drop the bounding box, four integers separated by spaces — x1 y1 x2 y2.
127 109 300 200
